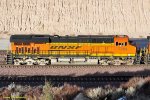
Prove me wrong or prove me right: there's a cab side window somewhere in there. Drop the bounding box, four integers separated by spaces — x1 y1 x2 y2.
116 42 118 46
125 42 127 46
116 42 127 46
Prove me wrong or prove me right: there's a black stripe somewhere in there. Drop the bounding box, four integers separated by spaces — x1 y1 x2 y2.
10 35 114 43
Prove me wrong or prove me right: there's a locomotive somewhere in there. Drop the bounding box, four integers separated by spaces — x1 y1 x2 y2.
7 34 150 65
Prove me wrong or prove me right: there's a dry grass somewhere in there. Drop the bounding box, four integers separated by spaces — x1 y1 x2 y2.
121 77 144 89
85 85 117 100
52 83 81 100
0 77 150 100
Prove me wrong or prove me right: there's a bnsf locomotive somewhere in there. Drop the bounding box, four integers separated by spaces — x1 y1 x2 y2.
7 34 150 65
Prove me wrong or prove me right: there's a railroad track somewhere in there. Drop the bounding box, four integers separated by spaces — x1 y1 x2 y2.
0 76 137 87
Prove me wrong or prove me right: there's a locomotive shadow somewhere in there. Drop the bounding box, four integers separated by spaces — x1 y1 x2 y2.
64 67 150 77
80 69 150 76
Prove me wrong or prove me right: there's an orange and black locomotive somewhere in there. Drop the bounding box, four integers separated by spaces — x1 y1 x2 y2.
8 34 149 65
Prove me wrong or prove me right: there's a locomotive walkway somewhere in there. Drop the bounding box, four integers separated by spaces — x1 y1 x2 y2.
0 65 149 76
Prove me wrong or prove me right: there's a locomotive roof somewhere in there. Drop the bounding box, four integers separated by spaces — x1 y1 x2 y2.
78 35 114 37
10 34 114 43
10 35 50 43
50 35 114 43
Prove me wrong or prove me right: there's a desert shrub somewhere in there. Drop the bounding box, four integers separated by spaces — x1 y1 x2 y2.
121 77 143 89
85 85 117 100
41 82 54 100
53 83 81 100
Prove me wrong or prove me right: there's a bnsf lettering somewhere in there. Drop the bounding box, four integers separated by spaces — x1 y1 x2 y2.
50 46 58 49
50 46 82 49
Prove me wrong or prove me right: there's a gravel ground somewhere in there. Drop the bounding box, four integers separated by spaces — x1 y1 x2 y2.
0 65 149 76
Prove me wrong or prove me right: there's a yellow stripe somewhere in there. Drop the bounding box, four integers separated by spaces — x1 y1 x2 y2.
91 53 135 57
14 52 135 57
113 54 135 56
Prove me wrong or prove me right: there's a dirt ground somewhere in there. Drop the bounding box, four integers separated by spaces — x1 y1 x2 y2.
0 65 149 76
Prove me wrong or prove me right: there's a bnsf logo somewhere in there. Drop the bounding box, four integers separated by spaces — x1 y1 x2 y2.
50 46 82 49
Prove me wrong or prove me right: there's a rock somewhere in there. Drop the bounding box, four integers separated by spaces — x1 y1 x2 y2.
136 81 150 96
0 0 150 38
117 96 127 100
7 82 16 90
126 79 150 100
73 93 91 100
126 87 135 95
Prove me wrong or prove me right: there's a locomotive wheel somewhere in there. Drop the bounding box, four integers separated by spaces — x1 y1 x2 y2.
112 59 122 65
126 59 134 65
14 60 21 65
99 59 109 65
14 59 23 65
37 59 47 65
25 59 35 65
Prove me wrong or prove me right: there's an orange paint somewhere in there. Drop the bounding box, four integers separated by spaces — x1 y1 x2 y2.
10 35 136 57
